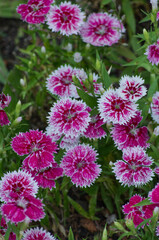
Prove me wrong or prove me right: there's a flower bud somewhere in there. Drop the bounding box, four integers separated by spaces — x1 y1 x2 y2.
96 59 101 71
143 29 150 44
125 219 136 234
114 221 127 232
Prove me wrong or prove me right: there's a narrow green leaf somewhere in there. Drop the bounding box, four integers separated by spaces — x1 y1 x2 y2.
100 185 114 214
134 198 152 207
122 0 136 33
89 185 98 218
101 64 112 90
68 196 90 218
101 0 112 6
68 227 74 240
0 56 8 84
76 88 97 108
147 74 158 98
118 232 132 240
102 225 108 240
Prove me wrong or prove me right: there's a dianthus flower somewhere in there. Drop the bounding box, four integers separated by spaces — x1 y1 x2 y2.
83 107 106 139
11 129 58 170
157 12 159 20
0 217 16 239
0 110 10 126
60 135 80 150
111 111 149 150
46 2 85 36
23 160 63 190
113 147 154 187
60 144 101 187
149 183 159 203
22 227 56 240
48 98 90 138
98 89 138 125
80 12 125 46
118 75 147 102
145 41 159 65
123 194 156 227
1 195 45 223
154 126 159 136
156 224 159 236
151 91 159 123
0 93 11 109
0 170 38 203
17 0 53 24
46 65 86 98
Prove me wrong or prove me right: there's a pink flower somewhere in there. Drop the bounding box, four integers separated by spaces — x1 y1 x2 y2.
0 217 16 239
123 194 155 227
83 107 106 139
60 135 80 150
149 183 159 203
154 167 159 175
113 147 154 187
46 2 85 36
98 89 138 125
11 129 58 170
151 91 159 123
48 98 90 138
46 65 86 98
0 170 38 203
17 0 53 24
118 75 147 102
111 111 149 150
157 12 159 20
0 93 11 109
0 109 10 126
80 12 125 46
1 195 45 223
23 160 63 190
156 224 159 236
22 227 56 240
145 41 159 65
60 144 101 187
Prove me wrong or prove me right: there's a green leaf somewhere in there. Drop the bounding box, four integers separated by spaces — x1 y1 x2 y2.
147 74 158 98
68 196 90 218
100 185 114 214
118 232 132 240
101 64 112 90
68 227 74 240
122 0 136 33
76 88 97 108
89 185 98 218
101 0 112 6
134 198 152 207
0 55 8 84
102 225 108 240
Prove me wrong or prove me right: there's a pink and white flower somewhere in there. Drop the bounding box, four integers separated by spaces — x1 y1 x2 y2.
80 12 125 46
46 65 86 98
145 41 159 65
22 227 56 240
0 217 16 239
11 129 58 170
118 75 147 102
156 224 159 236
48 98 90 138
113 147 154 187
23 160 63 190
46 2 85 36
0 110 10 126
17 0 53 24
1 195 45 223
151 91 159 123
98 89 138 125
60 144 101 187
111 111 149 150
0 170 38 203
0 93 11 109
123 194 155 227
149 183 159 203
60 135 80 150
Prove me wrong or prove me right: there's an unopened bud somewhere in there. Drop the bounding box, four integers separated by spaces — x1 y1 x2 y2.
41 46 46 53
12 117 22 126
114 221 127 232
20 78 26 87
125 219 136 234
143 29 150 44
96 59 101 71
15 100 21 117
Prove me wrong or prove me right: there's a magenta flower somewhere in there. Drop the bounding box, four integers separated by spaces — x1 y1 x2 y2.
0 93 11 109
0 110 10 126
0 170 38 203
145 41 159 65
23 160 63 190
48 98 90 138
113 147 154 187
46 65 86 98
118 75 147 102
60 135 80 150
98 89 138 125
46 2 85 36
157 12 159 20
149 183 159 203
17 0 53 24
11 129 58 170
83 107 106 139
1 195 45 223
60 144 101 187
80 12 125 46
22 227 56 240
156 224 159 236
151 91 159 123
111 111 149 150
0 217 16 239
123 194 155 227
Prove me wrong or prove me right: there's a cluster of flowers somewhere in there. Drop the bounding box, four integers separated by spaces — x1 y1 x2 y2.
123 182 159 235
0 93 11 126
16 0 124 46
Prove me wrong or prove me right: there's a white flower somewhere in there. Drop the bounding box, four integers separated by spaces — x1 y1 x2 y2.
73 52 82 62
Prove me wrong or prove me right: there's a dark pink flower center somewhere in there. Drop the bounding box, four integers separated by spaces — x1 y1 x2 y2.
112 99 125 111
64 109 77 121
95 25 107 35
12 182 24 193
60 11 72 23
61 76 72 85
76 160 86 169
